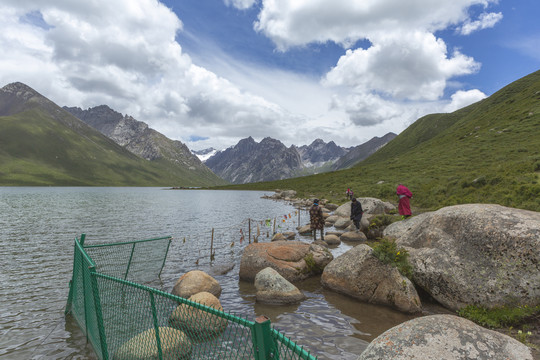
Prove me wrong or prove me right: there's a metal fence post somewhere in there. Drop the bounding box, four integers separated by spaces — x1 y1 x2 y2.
252 315 278 360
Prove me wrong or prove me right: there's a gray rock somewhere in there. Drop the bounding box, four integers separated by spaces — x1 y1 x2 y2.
384 204 540 311
358 314 533 360
334 217 353 229
322 245 421 313
341 231 367 242
324 234 341 245
255 267 306 304
335 198 395 217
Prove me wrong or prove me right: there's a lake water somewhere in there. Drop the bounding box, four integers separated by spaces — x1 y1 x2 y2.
0 187 418 359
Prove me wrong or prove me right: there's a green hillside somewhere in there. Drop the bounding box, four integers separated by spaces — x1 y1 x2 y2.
0 85 225 187
215 70 540 212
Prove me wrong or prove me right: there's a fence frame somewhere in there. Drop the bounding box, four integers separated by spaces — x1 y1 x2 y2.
65 234 317 360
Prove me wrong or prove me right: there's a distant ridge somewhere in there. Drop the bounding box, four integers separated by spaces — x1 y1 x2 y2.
64 105 225 185
0 82 225 186
331 132 397 170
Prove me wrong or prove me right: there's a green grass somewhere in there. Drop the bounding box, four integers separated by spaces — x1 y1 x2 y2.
0 108 226 187
211 70 540 212
458 304 540 329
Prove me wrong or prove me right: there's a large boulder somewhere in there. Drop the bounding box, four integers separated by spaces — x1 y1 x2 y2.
254 267 306 304
335 198 395 217
169 292 227 340
384 204 540 311
358 314 533 360
240 241 333 282
113 327 192 360
321 244 421 314
171 270 222 299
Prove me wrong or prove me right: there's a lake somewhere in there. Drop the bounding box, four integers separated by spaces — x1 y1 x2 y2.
0 187 418 359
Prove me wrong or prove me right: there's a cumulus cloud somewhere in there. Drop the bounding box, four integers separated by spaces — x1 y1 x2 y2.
444 89 487 112
253 0 496 127
0 0 297 150
457 12 503 35
323 31 480 101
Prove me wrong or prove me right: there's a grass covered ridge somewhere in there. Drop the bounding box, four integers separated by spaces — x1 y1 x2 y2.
213 70 540 212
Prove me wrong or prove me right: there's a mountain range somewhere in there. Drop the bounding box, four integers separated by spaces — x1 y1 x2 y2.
200 135 395 184
0 82 225 186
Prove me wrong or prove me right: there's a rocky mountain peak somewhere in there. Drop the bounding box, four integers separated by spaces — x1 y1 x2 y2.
1 82 42 101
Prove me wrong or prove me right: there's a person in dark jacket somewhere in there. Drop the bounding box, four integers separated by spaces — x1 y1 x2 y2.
309 199 324 241
350 198 363 232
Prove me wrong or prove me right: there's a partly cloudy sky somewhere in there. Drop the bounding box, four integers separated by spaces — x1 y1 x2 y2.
1 0 538 151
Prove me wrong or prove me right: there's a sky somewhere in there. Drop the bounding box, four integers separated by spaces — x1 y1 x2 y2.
1 1 539 151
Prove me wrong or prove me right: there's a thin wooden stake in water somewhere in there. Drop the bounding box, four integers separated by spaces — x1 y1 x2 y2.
273 217 276 235
210 228 215 261
248 218 251 244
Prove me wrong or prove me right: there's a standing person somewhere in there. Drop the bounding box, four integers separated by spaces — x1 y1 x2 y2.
309 199 324 241
350 198 364 232
396 184 413 219
349 189 354 200
346 188 351 199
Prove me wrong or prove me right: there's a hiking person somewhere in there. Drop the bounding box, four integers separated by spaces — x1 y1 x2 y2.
350 198 364 232
396 184 413 219
309 199 324 241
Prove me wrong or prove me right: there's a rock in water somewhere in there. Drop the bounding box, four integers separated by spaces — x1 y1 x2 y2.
321 244 421 314
239 241 333 282
254 267 306 304
113 327 192 360
171 270 222 299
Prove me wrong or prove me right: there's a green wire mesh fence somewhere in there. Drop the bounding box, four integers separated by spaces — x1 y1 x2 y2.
65 234 317 360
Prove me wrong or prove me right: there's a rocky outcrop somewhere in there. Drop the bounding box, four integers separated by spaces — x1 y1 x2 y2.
239 241 333 283
358 315 533 360
64 105 223 185
169 292 227 340
171 270 222 299
384 204 540 311
321 245 421 313
254 267 306 304
205 137 303 184
332 132 397 170
113 327 192 360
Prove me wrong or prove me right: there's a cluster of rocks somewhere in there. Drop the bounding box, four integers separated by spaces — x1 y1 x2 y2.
261 190 539 359
116 189 539 359
114 270 225 360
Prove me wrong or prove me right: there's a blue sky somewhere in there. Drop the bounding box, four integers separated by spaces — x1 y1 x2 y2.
1 0 538 151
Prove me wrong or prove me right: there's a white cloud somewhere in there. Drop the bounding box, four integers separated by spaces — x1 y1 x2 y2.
0 0 301 150
323 31 480 101
254 0 497 50
224 0 257 10
458 12 503 35
444 89 487 112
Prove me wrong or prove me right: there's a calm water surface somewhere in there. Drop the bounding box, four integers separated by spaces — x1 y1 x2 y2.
0 187 417 359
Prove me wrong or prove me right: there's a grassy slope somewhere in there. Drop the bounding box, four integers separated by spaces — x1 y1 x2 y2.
213 70 540 212
0 108 224 186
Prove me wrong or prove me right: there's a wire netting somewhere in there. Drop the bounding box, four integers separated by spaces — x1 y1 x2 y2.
65 229 317 360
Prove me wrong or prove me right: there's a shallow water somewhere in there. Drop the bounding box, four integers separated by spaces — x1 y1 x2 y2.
0 187 418 359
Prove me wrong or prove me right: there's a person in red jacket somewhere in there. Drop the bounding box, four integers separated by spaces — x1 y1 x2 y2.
396 184 413 218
